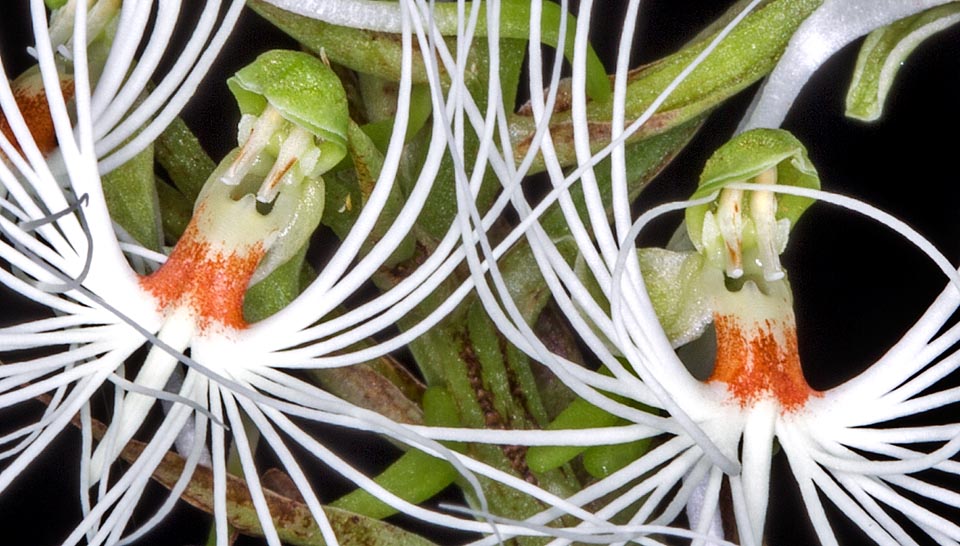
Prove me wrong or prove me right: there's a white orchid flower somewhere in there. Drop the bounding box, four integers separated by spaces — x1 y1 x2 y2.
2 1 741 544
435 0 960 544
0 1 621 544
6 0 958 544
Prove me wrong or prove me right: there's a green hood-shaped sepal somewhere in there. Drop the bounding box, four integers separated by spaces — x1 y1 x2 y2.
685 128 820 253
228 50 349 174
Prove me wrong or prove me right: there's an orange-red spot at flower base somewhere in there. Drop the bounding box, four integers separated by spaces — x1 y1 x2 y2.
140 219 264 332
0 71 74 157
709 313 819 411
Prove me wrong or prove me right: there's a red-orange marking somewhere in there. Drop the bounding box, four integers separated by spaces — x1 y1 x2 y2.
140 212 264 331
0 75 74 156
709 313 819 411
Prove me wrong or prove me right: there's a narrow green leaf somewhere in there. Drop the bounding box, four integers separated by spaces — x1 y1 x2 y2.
101 142 162 251
382 285 581 534
349 121 415 265
155 116 216 204
498 239 577 328
526 374 656 477
534 118 703 241
467 301 552 428
846 3 960 121
510 0 823 171
360 82 433 152
329 387 461 519
526 396 622 474
309 361 426 425
581 438 650 479
330 449 459 520
247 0 609 101
155 177 193 242
415 34 526 240
322 122 416 266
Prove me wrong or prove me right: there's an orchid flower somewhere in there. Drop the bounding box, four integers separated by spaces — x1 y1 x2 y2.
4 0 958 545
0 1 621 544
433 0 960 544
0 1 739 544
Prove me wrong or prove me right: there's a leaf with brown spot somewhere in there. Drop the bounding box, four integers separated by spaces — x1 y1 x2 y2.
309 362 425 426
37 395 438 546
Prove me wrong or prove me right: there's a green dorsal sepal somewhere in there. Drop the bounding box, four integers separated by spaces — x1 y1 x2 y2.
223 50 349 201
685 128 820 281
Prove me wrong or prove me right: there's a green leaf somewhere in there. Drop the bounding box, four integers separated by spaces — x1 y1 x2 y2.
511 122 704 472
308 359 426 425
347 121 415 266
583 438 652 479
526 375 657 478
331 449 459 520
245 231 426 422
379 281 581 533
523 119 703 350
539 118 704 238
330 387 461 519
155 176 193 242
581 438 650 479
846 3 960 121
510 0 823 172
480 0 610 102
499 237 579 329
155 116 216 204
467 300 553 428
247 0 610 101
101 142 162 251
526 396 623 474
414 35 526 240
359 82 433 152
321 122 416 267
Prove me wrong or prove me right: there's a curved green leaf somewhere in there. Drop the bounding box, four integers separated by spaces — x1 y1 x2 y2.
329 387 461 519
510 0 822 172
846 3 960 121
525 395 623 474
247 0 610 101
